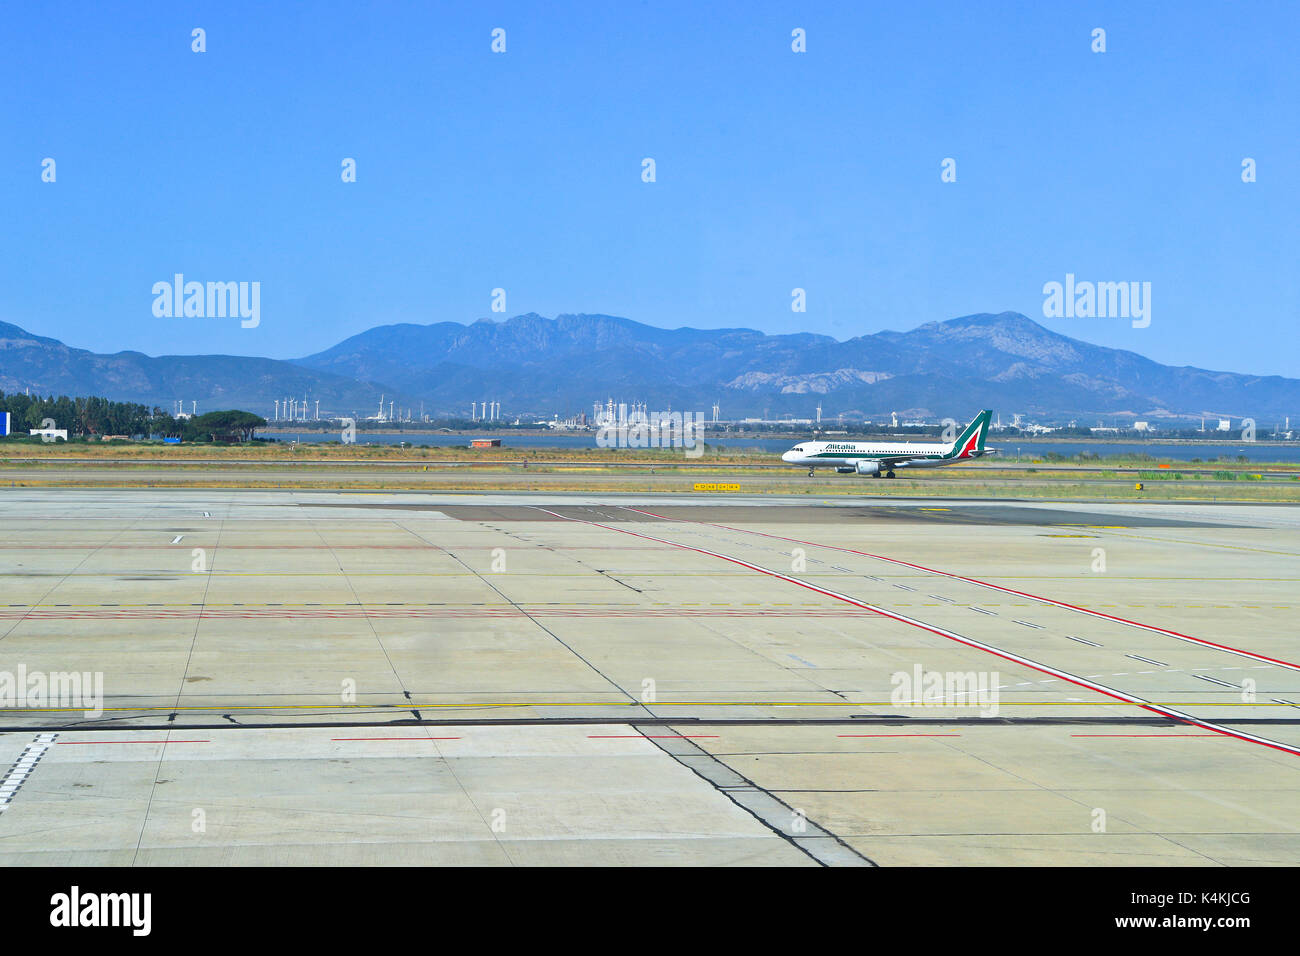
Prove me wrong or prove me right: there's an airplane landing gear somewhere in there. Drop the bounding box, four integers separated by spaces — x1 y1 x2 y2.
808 467 815 477
886 470 897 479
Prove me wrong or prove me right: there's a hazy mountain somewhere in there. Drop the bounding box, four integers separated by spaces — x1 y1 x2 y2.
0 321 408 416
293 311 1300 422
2 312 1298 422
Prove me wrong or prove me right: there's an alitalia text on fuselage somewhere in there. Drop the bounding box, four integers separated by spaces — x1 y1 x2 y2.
781 410 995 478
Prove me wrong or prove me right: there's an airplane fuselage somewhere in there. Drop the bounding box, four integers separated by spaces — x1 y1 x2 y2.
782 441 966 468
781 411 996 477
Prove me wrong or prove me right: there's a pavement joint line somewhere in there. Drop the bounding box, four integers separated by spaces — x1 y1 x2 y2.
3 698 1294 713
620 506 1300 673
2 715 1299 731
1083 528 1300 559
131 499 228 866
543 507 1300 757
396 521 648 716
637 728 875 867
0 510 140 645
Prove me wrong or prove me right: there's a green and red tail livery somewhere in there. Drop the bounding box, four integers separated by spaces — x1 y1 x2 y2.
946 410 993 459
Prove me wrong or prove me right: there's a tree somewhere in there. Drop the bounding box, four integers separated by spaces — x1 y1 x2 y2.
183 410 268 443
0 391 262 442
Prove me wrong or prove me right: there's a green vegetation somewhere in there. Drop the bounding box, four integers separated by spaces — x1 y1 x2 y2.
176 410 266 443
0 391 265 443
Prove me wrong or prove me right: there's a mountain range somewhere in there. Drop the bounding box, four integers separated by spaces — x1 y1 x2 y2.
1 312 1296 423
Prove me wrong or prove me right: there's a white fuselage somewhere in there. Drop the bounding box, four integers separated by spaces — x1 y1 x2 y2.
781 439 956 470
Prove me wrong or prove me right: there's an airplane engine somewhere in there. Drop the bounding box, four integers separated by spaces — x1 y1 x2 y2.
835 466 856 474
855 460 881 476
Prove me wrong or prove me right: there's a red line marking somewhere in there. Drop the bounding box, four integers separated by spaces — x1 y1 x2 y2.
541 508 1300 758
1070 734 1222 738
624 506 1300 672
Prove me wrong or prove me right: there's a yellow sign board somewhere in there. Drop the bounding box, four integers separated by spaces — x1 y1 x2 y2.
693 482 740 492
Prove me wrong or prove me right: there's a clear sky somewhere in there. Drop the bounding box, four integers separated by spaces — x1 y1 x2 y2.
3 1 1297 375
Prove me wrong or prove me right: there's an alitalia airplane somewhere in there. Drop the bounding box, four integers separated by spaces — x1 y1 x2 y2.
781 410 996 479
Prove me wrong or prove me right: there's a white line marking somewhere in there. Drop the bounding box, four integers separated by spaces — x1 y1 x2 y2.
1193 674 1238 689
0 733 57 812
622 508 1300 673
1127 654 1167 666
546 508 1300 757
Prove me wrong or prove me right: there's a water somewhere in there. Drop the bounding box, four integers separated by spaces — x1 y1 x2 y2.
989 441 1300 462
264 431 1300 462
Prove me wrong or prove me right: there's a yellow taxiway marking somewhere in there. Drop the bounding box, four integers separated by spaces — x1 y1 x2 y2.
1087 529 1300 559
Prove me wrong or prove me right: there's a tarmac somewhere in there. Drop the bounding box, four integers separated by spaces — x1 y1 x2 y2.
0 488 1297 865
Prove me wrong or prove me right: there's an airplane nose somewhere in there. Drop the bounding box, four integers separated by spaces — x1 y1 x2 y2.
781 450 794 462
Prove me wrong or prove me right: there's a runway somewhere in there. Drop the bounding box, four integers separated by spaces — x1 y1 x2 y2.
1 488 1297 865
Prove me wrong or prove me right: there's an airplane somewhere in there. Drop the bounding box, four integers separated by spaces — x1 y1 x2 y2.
781 410 996 479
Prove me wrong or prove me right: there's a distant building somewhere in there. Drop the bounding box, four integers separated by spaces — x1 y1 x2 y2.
1133 421 1150 432
470 438 502 448
1217 419 1232 431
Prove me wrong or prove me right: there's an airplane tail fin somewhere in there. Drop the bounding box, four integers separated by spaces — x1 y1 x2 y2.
945 410 993 459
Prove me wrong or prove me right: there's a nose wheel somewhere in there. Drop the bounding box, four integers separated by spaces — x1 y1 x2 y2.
808 467 815 477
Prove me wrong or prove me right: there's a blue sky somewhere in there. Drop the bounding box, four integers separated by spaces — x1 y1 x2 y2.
3 1 1297 375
